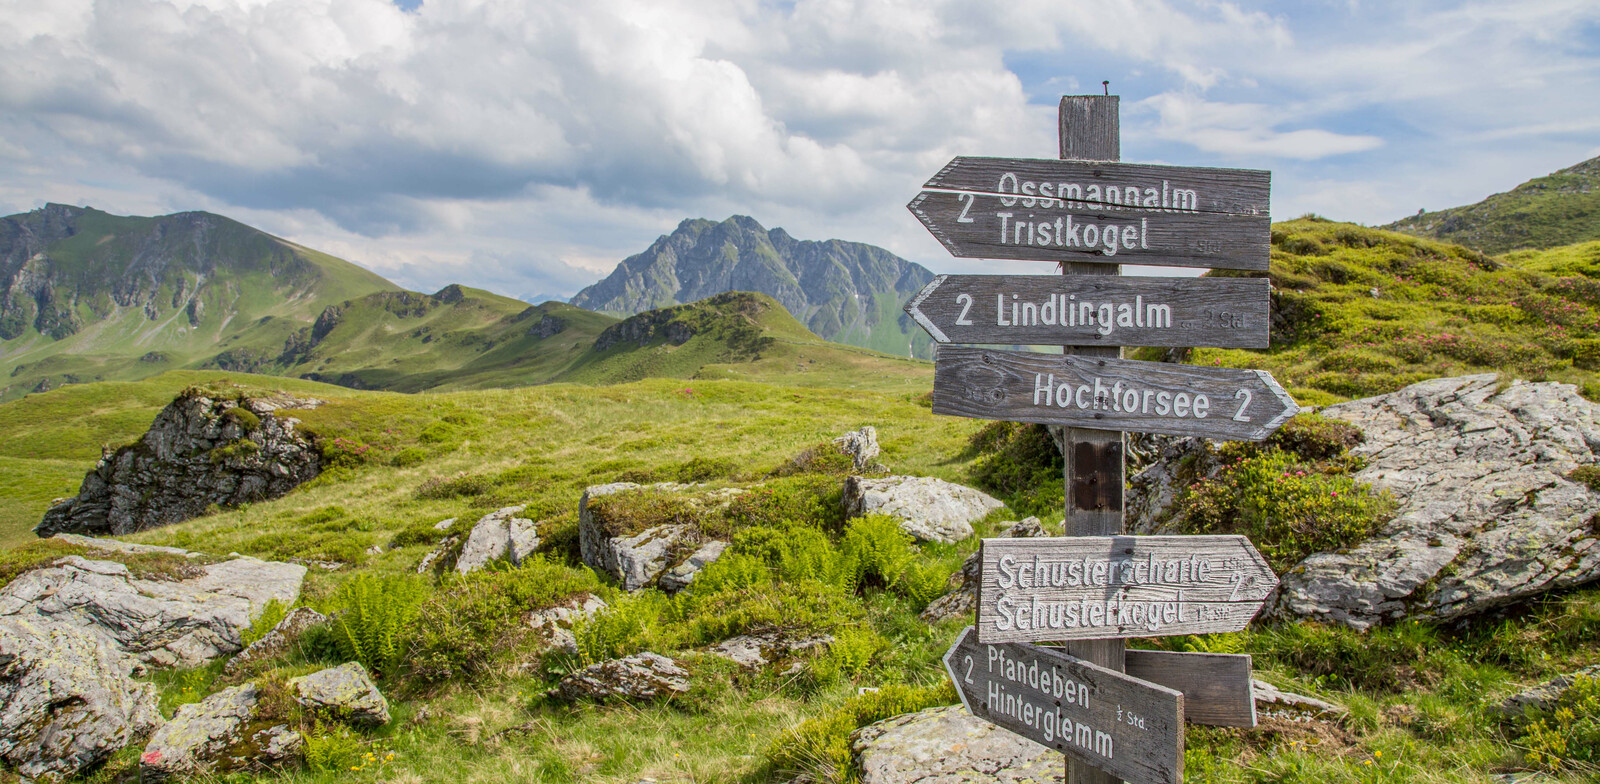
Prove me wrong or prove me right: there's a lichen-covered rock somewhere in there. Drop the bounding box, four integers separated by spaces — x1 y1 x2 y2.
289 662 390 727
1498 664 1600 717
578 482 743 590
1252 679 1342 720
0 616 161 783
1270 375 1600 627
0 553 305 669
658 540 729 593
455 505 540 574
833 426 883 472
844 476 1003 544
709 632 832 668
527 593 609 655
920 518 1046 623
139 683 302 783
851 705 1060 784
225 607 328 676
553 652 689 702
36 390 323 537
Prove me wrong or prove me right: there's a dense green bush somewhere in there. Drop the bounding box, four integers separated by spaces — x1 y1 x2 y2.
405 559 599 682
964 421 1063 518
328 573 428 679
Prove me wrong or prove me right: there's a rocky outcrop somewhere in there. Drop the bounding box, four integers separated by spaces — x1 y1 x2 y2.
139 683 301 783
289 662 390 727
1270 375 1600 628
658 540 728 593
527 593 609 656
920 518 1046 623
455 505 540 574
0 550 306 669
1498 664 1600 717
225 607 328 676
709 632 832 669
850 705 1059 784
0 616 161 783
833 426 883 472
553 652 690 702
36 389 323 537
844 476 1003 544
578 482 741 590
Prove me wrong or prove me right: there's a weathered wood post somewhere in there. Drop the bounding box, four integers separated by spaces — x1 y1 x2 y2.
1058 92 1125 784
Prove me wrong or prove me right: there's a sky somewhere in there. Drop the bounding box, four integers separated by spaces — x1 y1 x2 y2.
3 0 1599 301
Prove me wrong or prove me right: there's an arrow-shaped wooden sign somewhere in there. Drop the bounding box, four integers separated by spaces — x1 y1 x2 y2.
943 626 1184 784
905 274 1269 348
976 536 1280 644
933 346 1298 440
1124 650 1257 728
908 157 1271 270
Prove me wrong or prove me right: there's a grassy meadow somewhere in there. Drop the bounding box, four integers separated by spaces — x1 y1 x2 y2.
2 221 1599 783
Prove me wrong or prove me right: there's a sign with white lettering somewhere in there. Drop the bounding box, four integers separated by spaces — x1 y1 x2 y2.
905 274 1269 348
976 536 1279 644
943 626 1184 784
932 346 1298 440
908 157 1270 270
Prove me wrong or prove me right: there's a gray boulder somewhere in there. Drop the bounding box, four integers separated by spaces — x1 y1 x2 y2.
36 390 323 537
0 553 305 669
709 632 832 669
1271 375 1600 628
0 616 161 783
224 607 328 676
658 540 729 593
833 426 883 472
851 705 1060 784
140 683 301 783
553 652 690 702
920 518 1045 623
289 662 390 727
455 505 540 574
578 482 744 590
527 593 609 656
1252 679 1342 720
844 476 1003 544
1498 664 1600 718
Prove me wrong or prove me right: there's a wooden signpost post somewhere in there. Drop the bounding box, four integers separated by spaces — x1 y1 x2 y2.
911 94 1295 784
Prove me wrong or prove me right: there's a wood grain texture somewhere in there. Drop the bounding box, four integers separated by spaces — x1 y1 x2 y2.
975 536 1279 643
907 191 1270 271
943 626 1183 784
1058 94 1126 784
932 346 1299 441
904 274 1269 348
923 157 1270 216
1124 651 1257 729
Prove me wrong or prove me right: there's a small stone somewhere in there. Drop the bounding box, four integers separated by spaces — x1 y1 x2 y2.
289 662 391 727
1252 679 1342 717
433 517 457 531
456 505 537 574
140 683 260 783
1498 664 1600 717
710 632 832 668
224 607 328 676
659 540 729 593
527 593 609 656
553 652 690 702
851 705 1060 784
832 426 882 472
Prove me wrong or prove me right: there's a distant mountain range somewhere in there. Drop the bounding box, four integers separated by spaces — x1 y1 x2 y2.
570 215 937 359
1385 156 1600 254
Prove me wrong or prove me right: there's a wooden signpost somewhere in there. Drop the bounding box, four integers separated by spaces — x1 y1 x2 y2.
907 157 1270 270
905 274 1270 348
943 626 1184 784
933 348 1298 441
975 536 1279 643
913 94 1294 784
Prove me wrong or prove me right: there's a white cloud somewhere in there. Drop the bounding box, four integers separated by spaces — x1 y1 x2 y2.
1135 93 1384 159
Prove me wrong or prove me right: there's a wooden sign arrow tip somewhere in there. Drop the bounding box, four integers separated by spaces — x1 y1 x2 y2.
904 276 949 343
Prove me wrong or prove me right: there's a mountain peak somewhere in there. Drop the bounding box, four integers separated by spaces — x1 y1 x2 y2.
1385 154 1600 254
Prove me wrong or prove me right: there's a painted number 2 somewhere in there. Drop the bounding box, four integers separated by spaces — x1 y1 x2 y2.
963 654 975 684
957 192 976 223
955 293 974 325
1233 389 1253 422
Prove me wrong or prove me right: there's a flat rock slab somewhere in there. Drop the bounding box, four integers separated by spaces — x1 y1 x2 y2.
851 705 1061 784
0 553 305 669
290 662 390 726
845 476 1004 544
0 615 161 783
553 652 689 702
1272 375 1600 627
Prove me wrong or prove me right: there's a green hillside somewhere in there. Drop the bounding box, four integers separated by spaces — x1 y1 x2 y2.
1154 218 1600 405
1385 156 1600 254
0 204 397 400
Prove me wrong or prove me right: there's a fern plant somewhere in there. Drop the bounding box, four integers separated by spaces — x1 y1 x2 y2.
329 573 426 678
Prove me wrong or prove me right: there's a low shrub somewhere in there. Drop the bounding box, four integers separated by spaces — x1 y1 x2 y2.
571 591 672 664
770 441 856 477
1251 620 1439 692
679 578 861 646
1569 465 1600 493
810 625 888 683
675 455 743 482
964 421 1063 518
765 682 956 784
405 558 600 682
327 573 429 679
415 473 491 500
209 437 260 463
1519 673 1600 773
